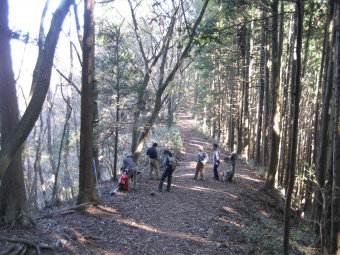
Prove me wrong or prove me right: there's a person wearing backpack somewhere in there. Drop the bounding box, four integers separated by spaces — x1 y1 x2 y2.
193 146 208 180
212 143 221 180
158 149 174 192
146 143 160 180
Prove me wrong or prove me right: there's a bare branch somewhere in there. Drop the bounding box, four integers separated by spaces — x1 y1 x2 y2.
95 0 115 4
54 66 81 94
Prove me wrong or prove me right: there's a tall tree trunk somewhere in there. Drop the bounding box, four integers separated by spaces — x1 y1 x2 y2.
279 13 295 188
51 85 72 205
283 1 303 253
255 12 266 165
77 0 100 205
263 0 282 192
0 0 29 225
314 0 335 243
93 81 101 182
331 7 340 253
113 32 121 181
242 25 250 159
228 69 235 152
31 115 44 210
261 19 270 168
0 0 73 179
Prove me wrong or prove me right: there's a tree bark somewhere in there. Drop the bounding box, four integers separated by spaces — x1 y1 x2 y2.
314 0 335 243
113 30 121 181
0 0 28 224
330 4 340 253
255 12 266 165
332 20 340 250
0 0 73 180
77 0 100 205
283 1 303 253
262 0 282 192
261 18 270 169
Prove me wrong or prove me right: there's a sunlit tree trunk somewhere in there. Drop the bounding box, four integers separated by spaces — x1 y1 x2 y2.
255 12 266 165
263 0 282 192
283 1 303 252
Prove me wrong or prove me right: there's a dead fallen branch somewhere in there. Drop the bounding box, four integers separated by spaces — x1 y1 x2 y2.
36 201 98 219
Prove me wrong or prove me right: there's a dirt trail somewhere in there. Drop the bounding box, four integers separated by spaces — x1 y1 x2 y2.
0 111 274 255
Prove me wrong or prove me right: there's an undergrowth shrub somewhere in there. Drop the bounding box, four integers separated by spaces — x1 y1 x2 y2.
138 125 183 171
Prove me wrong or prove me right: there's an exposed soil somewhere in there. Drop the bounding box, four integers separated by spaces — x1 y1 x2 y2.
0 111 317 255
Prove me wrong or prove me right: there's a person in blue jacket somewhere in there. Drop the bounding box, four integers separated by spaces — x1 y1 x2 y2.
158 150 174 192
146 143 160 180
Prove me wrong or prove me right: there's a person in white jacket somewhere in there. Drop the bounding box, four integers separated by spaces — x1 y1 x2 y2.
193 146 208 180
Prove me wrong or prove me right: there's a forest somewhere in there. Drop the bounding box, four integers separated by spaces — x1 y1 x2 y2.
0 0 339 254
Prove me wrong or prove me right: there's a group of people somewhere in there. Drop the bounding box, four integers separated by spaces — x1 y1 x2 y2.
193 143 221 181
146 143 174 192
120 142 223 192
145 143 222 192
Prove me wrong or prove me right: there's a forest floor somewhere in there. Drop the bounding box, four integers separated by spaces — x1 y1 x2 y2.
0 111 318 255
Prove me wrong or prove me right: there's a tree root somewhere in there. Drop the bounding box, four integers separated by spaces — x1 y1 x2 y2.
0 236 40 255
0 211 36 228
0 245 16 255
36 201 98 219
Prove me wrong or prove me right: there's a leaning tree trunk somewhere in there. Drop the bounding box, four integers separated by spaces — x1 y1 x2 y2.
0 0 73 180
77 0 100 205
0 0 28 225
131 0 209 162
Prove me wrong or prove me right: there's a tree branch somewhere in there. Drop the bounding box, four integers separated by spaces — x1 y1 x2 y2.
54 66 81 94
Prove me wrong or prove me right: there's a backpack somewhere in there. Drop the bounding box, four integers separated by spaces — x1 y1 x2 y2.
118 173 129 191
167 157 178 171
200 152 208 164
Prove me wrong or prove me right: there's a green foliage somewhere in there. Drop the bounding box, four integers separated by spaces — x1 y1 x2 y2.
137 125 183 169
145 125 183 156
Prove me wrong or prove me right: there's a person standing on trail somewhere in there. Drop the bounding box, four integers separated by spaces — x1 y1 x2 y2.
158 150 174 192
146 143 160 180
193 146 208 180
212 143 221 180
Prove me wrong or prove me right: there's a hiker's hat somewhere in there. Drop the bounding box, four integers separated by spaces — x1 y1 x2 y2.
162 149 171 155
199 146 204 151
153 143 158 147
